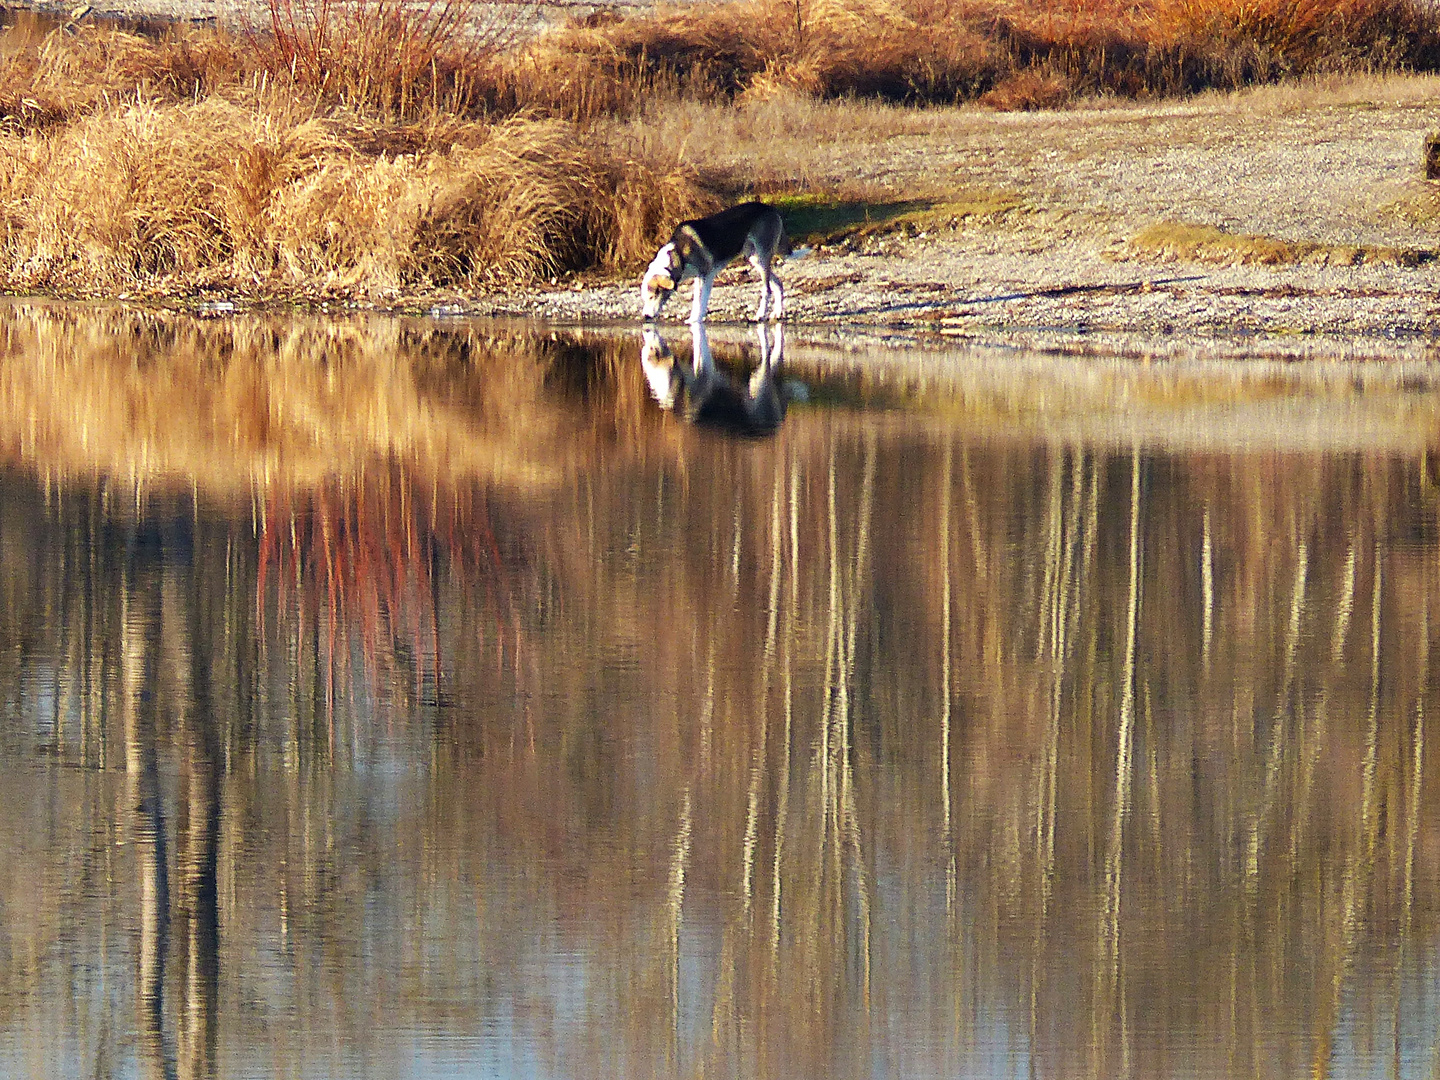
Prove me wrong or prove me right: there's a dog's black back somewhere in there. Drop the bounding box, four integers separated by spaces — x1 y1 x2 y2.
684 370 786 436
672 201 787 267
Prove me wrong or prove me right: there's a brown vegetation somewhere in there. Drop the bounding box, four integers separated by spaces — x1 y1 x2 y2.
0 0 1439 297
509 0 1440 117
252 0 519 115
0 90 713 295
0 16 715 298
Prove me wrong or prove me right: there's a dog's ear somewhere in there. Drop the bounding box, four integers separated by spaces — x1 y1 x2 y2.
653 272 675 291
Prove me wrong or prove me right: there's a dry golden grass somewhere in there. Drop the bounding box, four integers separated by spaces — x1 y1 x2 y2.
0 21 247 130
507 0 1440 116
250 0 526 116
0 92 714 296
497 0 1001 116
0 20 723 297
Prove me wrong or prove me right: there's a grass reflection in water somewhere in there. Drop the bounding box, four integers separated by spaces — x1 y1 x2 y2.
1 302 1439 1078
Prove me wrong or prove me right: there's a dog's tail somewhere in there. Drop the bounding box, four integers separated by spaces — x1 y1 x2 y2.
772 215 810 261
778 230 812 261
777 228 812 260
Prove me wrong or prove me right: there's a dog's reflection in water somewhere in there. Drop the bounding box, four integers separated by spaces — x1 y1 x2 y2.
640 322 795 436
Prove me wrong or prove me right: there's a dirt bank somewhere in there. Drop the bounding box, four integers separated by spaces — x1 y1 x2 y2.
476 74 1440 360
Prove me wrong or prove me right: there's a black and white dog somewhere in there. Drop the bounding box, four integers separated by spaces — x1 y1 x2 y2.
640 202 791 324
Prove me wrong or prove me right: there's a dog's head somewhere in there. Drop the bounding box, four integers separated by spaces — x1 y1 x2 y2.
640 243 680 320
639 325 681 409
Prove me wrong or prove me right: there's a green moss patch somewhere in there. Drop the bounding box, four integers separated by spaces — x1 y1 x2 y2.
1130 222 1436 268
771 189 1024 245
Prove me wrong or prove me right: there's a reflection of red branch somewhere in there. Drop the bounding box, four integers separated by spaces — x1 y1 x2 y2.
319 491 337 750
254 463 521 708
255 494 274 636
430 476 515 666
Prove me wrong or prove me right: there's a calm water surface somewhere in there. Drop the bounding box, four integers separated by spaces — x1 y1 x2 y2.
2 302 1440 1078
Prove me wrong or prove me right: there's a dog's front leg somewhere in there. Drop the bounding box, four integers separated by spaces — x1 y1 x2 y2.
767 270 783 321
690 272 714 324
750 255 769 321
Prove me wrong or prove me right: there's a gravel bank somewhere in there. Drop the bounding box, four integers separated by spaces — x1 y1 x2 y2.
487 75 1440 360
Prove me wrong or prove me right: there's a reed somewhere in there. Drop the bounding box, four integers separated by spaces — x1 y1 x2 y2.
249 0 525 115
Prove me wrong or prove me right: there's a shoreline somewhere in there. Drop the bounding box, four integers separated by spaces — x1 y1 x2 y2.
6 0 1440 364
465 74 1440 360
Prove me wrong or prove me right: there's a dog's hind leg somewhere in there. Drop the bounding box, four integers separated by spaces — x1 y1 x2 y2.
749 254 770 321
768 269 784 321
749 252 785 321
689 272 714 324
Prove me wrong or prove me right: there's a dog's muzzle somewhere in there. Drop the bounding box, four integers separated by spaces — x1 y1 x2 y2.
640 273 674 320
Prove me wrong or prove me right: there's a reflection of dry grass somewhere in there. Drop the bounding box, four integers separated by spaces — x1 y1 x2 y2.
256 467 522 706
0 303 603 492
458 429 1440 1077
5 300 1435 508
6 385 1440 1075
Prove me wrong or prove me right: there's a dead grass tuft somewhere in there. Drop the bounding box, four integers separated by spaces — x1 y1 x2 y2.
0 24 249 131
0 100 716 295
508 0 1440 115
497 0 1004 117
977 69 1073 110
1149 0 1440 78
247 0 526 117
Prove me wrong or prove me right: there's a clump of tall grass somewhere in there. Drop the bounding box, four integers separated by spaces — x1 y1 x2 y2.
0 21 247 130
500 0 1440 115
250 0 525 116
0 15 719 297
491 0 1003 117
0 95 715 294
1149 0 1440 82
